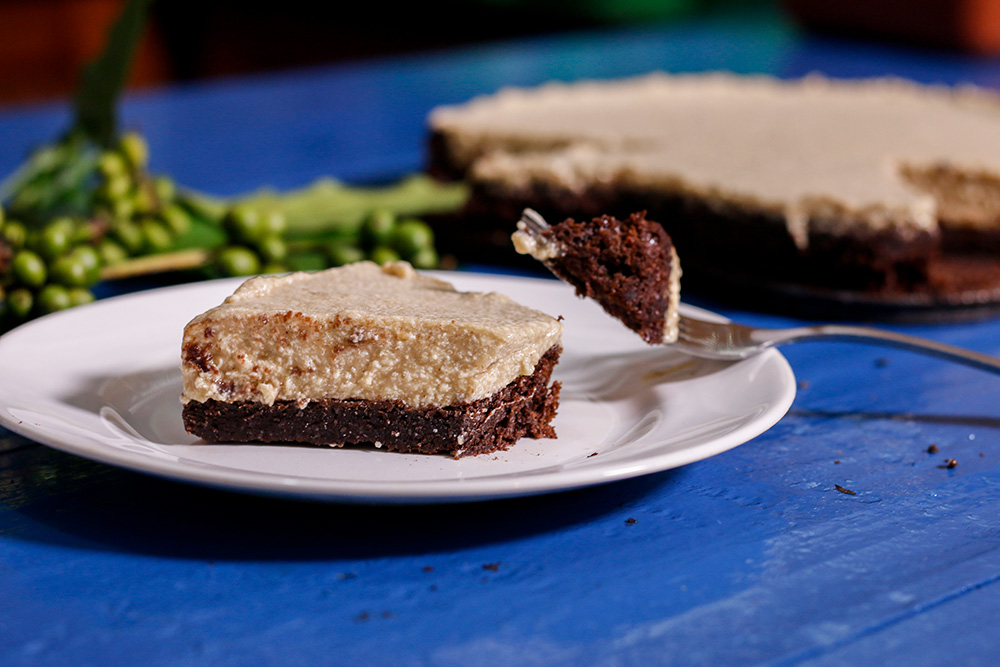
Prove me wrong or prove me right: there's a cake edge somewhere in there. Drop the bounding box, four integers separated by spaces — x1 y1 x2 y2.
182 345 563 459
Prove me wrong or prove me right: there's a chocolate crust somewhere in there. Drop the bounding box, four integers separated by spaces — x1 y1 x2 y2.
183 346 562 458
427 130 467 182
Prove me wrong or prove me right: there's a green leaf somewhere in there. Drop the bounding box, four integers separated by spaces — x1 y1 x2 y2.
71 0 154 146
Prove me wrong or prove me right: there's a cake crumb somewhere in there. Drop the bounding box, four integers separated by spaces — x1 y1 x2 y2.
482 562 501 572
422 566 434 573
835 484 857 495
939 458 958 469
834 460 840 465
927 444 939 454
625 517 637 525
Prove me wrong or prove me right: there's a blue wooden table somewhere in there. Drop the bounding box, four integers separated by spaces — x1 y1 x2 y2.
4 11 1000 666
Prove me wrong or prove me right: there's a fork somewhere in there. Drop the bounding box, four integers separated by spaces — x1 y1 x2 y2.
674 316 1000 374
516 208 1000 375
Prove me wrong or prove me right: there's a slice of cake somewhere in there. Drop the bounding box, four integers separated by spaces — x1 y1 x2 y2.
180 261 563 458
428 72 1000 296
512 209 681 344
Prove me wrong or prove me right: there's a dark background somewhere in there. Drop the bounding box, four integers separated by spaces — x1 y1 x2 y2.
2 0 998 108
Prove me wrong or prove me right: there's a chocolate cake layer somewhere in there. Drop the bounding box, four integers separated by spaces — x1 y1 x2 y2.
183 346 562 458
528 212 679 344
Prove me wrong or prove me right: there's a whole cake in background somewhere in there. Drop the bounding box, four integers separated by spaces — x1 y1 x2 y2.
428 72 1000 300
180 261 563 458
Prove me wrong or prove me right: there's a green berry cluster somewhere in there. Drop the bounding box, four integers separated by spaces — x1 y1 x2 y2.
0 206 100 321
1 127 451 326
212 203 289 277
209 206 440 279
1 131 192 326
92 132 191 262
324 209 438 269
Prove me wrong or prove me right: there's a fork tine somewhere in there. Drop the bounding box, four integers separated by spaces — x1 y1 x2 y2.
519 208 551 235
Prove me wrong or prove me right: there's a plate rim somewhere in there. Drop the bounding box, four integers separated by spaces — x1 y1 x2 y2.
0 271 797 504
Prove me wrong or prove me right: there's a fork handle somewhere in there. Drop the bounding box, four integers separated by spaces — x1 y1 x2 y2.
761 324 1000 374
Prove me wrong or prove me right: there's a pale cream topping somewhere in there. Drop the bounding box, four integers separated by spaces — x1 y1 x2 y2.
664 246 681 344
512 220 561 260
431 72 1000 239
181 262 562 408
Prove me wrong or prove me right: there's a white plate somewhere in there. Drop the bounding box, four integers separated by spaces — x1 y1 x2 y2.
0 271 795 503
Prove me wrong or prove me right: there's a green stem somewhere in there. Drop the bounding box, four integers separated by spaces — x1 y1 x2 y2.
72 0 154 146
233 174 469 240
99 248 212 280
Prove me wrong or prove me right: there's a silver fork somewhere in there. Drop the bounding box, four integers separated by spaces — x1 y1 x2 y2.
674 315 1000 373
516 208 1000 375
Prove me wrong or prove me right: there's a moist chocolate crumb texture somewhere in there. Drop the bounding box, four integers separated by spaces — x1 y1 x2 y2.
428 72 1000 294
181 261 563 457
512 211 682 345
